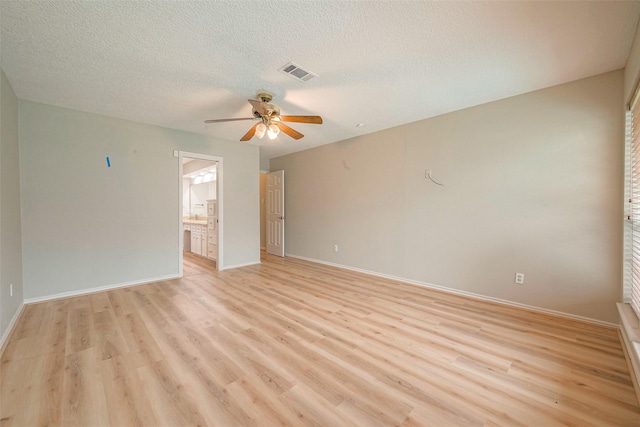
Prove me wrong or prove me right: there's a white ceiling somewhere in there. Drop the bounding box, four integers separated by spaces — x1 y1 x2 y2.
2 1 639 164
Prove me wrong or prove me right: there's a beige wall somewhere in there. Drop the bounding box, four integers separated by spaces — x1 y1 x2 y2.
625 20 640 103
0 69 24 341
19 101 260 300
271 70 624 323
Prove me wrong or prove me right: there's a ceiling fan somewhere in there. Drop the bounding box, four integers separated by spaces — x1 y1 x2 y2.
204 92 322 141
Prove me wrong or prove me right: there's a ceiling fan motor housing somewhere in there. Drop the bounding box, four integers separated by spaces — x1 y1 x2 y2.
253 96 280 122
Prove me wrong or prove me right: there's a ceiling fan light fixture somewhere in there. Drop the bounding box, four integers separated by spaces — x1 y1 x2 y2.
256 123 267 139
267 123 280 140
205 93 322 142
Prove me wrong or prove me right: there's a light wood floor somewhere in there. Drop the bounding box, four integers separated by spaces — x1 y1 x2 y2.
2 252 640 426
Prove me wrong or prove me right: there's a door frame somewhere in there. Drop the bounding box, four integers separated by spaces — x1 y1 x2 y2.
176 150 224 274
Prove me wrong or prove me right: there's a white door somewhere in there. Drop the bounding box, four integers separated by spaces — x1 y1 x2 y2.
267 170 285 257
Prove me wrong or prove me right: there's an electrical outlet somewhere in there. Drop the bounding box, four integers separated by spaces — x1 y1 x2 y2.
10 284 13 297
333 244 339 252
515 273 525 285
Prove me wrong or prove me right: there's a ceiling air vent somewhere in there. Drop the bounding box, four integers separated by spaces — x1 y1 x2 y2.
279 62 318 82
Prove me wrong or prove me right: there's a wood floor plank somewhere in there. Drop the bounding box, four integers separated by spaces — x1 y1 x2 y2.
2 251 640 426
278 383 362 427
1 350 66 427
136 360 208 426
225 373 303 427
106 288 136 317
100 354 159 427
93 310 127 362
112 311 163 368
60 348 110 427
9 303 46 341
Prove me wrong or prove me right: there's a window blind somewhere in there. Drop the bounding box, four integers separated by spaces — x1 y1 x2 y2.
627 88 640 317
624 109 633 304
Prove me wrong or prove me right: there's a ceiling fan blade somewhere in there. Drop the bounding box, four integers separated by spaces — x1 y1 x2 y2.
248 99 267 116
240 123 260 141
276 122 304 140
204 117 255 123
279 115 323 124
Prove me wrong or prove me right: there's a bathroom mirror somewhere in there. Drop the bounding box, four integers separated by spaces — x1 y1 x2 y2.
189 181 217 216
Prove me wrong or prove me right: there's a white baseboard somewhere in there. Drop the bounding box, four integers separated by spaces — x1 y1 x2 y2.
285 253 618 329
22 257 262 302
219 260 261 271
0 302 25 355
23 273 180 304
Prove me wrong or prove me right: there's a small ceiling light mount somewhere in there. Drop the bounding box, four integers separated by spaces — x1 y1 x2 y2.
356 123 365 127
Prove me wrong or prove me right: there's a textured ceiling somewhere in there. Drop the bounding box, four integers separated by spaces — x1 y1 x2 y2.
2 1 639 164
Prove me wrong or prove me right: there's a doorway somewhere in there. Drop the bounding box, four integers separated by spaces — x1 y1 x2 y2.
177 151 223 276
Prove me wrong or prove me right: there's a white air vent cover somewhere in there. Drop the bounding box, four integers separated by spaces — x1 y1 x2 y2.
279 62 318 82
